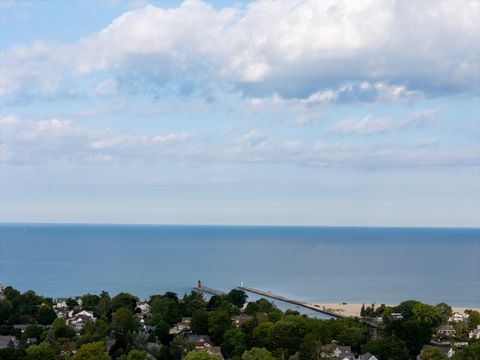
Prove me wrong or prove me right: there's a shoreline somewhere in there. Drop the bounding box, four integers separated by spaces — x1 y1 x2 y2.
310 302 480 317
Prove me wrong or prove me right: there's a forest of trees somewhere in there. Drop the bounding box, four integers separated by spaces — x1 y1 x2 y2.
0 285 479 360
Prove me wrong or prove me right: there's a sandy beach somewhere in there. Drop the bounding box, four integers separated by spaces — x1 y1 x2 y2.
310 303 480 318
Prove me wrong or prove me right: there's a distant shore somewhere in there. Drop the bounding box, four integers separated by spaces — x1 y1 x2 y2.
311 302 480 317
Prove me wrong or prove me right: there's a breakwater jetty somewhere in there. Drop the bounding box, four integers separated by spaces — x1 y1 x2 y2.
237 285 346 319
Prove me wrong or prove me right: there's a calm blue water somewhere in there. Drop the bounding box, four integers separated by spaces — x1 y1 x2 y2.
0 224 479 307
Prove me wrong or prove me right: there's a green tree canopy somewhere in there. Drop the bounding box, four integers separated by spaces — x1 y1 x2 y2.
70 341 111 360
26 342 57 360
119 349 155 360
191 309 209 335
227 290 248 308
420 347 449 360
35 305 57 325
112 293 138 312
208 310 233 344
112 308 140 339
185 350 222 360
363 336 410 360
242 347 276 360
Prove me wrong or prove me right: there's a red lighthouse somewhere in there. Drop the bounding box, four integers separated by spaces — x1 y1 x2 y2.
197 280 202 289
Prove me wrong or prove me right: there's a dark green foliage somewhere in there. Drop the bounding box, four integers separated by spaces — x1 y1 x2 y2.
66 298 79 310
152 319 170 343
81 294 100 312
51 318 76 339
0 348 28 360
95 292 112 319
227 290 248 308
191 309 209 335
221 328 247 358
78 319 110 346
112 308 140 339
454 342 480 359
170 335 195 360
363 336 410 360
208 310 233 344
35 305 57 325
25 342 58 360
182 292 207 316
150 295 182 326
112 293 139 312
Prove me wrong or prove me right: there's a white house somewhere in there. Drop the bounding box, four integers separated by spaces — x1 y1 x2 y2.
469 325 480 339
448 312 468 323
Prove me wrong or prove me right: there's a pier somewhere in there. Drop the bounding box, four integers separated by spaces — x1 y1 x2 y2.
193 285 225 297
238 285 346 319
239 285 378 330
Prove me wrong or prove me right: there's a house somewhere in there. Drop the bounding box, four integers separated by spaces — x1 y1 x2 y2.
320 344 355 360
469 325 480 339
358 353 378 360
437 324 456 337
13 324 29 333
0 282 5 301
0 336 18 349
232 314 253 326
186 335 223 359
66 310 96 331
448 312 468 323
417 345 454 360
136 301 151 315
169 317 191 335
391 313 404 320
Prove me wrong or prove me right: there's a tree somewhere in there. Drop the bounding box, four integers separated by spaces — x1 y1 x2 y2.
434 303 452 323
26 342 57 360
78 319 110 346
454 342 480 360
70 341 111 360
184 350 222 360
227 290 248 308
221 328 246 358
466 310 480 329
363 336 410 360
81 294 100 312
21 325 44 342
96 292 112 319
112 293 138 312
51 318 75 339
66 298 78 310
242 348 275 360
208 310 233 344
119 349 155 360
153 318 170 344
150 296 182 326
170 335 195 360
419 347 448 360
35 305 57 325
183 292 206 316
252 322 273 349
112 308 140 339
191 309 209 335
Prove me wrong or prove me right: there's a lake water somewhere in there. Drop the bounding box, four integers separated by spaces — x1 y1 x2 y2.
1 224 479 307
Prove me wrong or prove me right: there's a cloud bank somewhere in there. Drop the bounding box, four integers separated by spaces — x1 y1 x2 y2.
1 0 479 101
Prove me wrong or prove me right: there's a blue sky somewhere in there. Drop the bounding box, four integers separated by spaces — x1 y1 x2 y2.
0 0 479 226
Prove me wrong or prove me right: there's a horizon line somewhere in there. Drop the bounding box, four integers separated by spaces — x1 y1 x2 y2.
1 221 479 230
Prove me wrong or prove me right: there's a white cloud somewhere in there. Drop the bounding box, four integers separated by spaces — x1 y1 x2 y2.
331 116 395 135
1 0 478 100
330 108 441 135
0 114 477 169
0 115 194 163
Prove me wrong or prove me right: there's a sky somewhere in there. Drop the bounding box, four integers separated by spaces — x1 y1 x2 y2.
0 0 479 227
